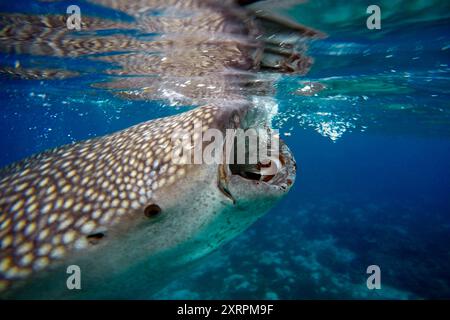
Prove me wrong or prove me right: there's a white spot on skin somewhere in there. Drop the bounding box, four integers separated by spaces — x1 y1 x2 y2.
41 203 53 214
91 210 102 219
14 220 26 232
99 212 113 224
82 204 93 213
48 213 58 224
158 178 166 188
63 231 76 244
38 244 52 256
130 201 140 210
1 235 12 248
58 217 73 231
11 199 24 212
121 200 130 208
26 203 38 214
24 223 36 236
81 222 96 234
74 238 88 250
63 198 74 209
15 182 28 192
111 199 120 207
17 242 32 255
33 257 50 270
50 246 65 259
20 253 34 266
0 257 12 272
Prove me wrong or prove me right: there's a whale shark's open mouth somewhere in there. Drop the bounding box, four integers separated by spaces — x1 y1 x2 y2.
228 138 295 187
219 136 296 203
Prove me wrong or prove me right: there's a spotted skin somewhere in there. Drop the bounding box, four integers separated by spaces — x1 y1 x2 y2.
0 103 295 298
0 0 303 298
0 105 218 294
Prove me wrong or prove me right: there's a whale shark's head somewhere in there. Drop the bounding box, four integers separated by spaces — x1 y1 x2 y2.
0 101 296 298
137 101 296 264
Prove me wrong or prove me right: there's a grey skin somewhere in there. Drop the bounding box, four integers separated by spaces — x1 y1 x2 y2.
0 101 296 299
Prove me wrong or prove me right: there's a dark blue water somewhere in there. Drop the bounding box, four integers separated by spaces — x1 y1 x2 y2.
1 0 449 299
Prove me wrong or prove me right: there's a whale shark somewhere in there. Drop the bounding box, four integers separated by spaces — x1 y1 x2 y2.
0 101 296 298
0 0 312 298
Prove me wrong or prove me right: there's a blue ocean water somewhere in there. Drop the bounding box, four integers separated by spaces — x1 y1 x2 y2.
1 1 449 299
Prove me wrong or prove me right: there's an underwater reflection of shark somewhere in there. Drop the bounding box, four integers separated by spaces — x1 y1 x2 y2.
0 0 323 106
0 0 309 298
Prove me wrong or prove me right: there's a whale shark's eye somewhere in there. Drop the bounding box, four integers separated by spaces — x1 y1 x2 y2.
144 204 162 218
87 232 105 245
